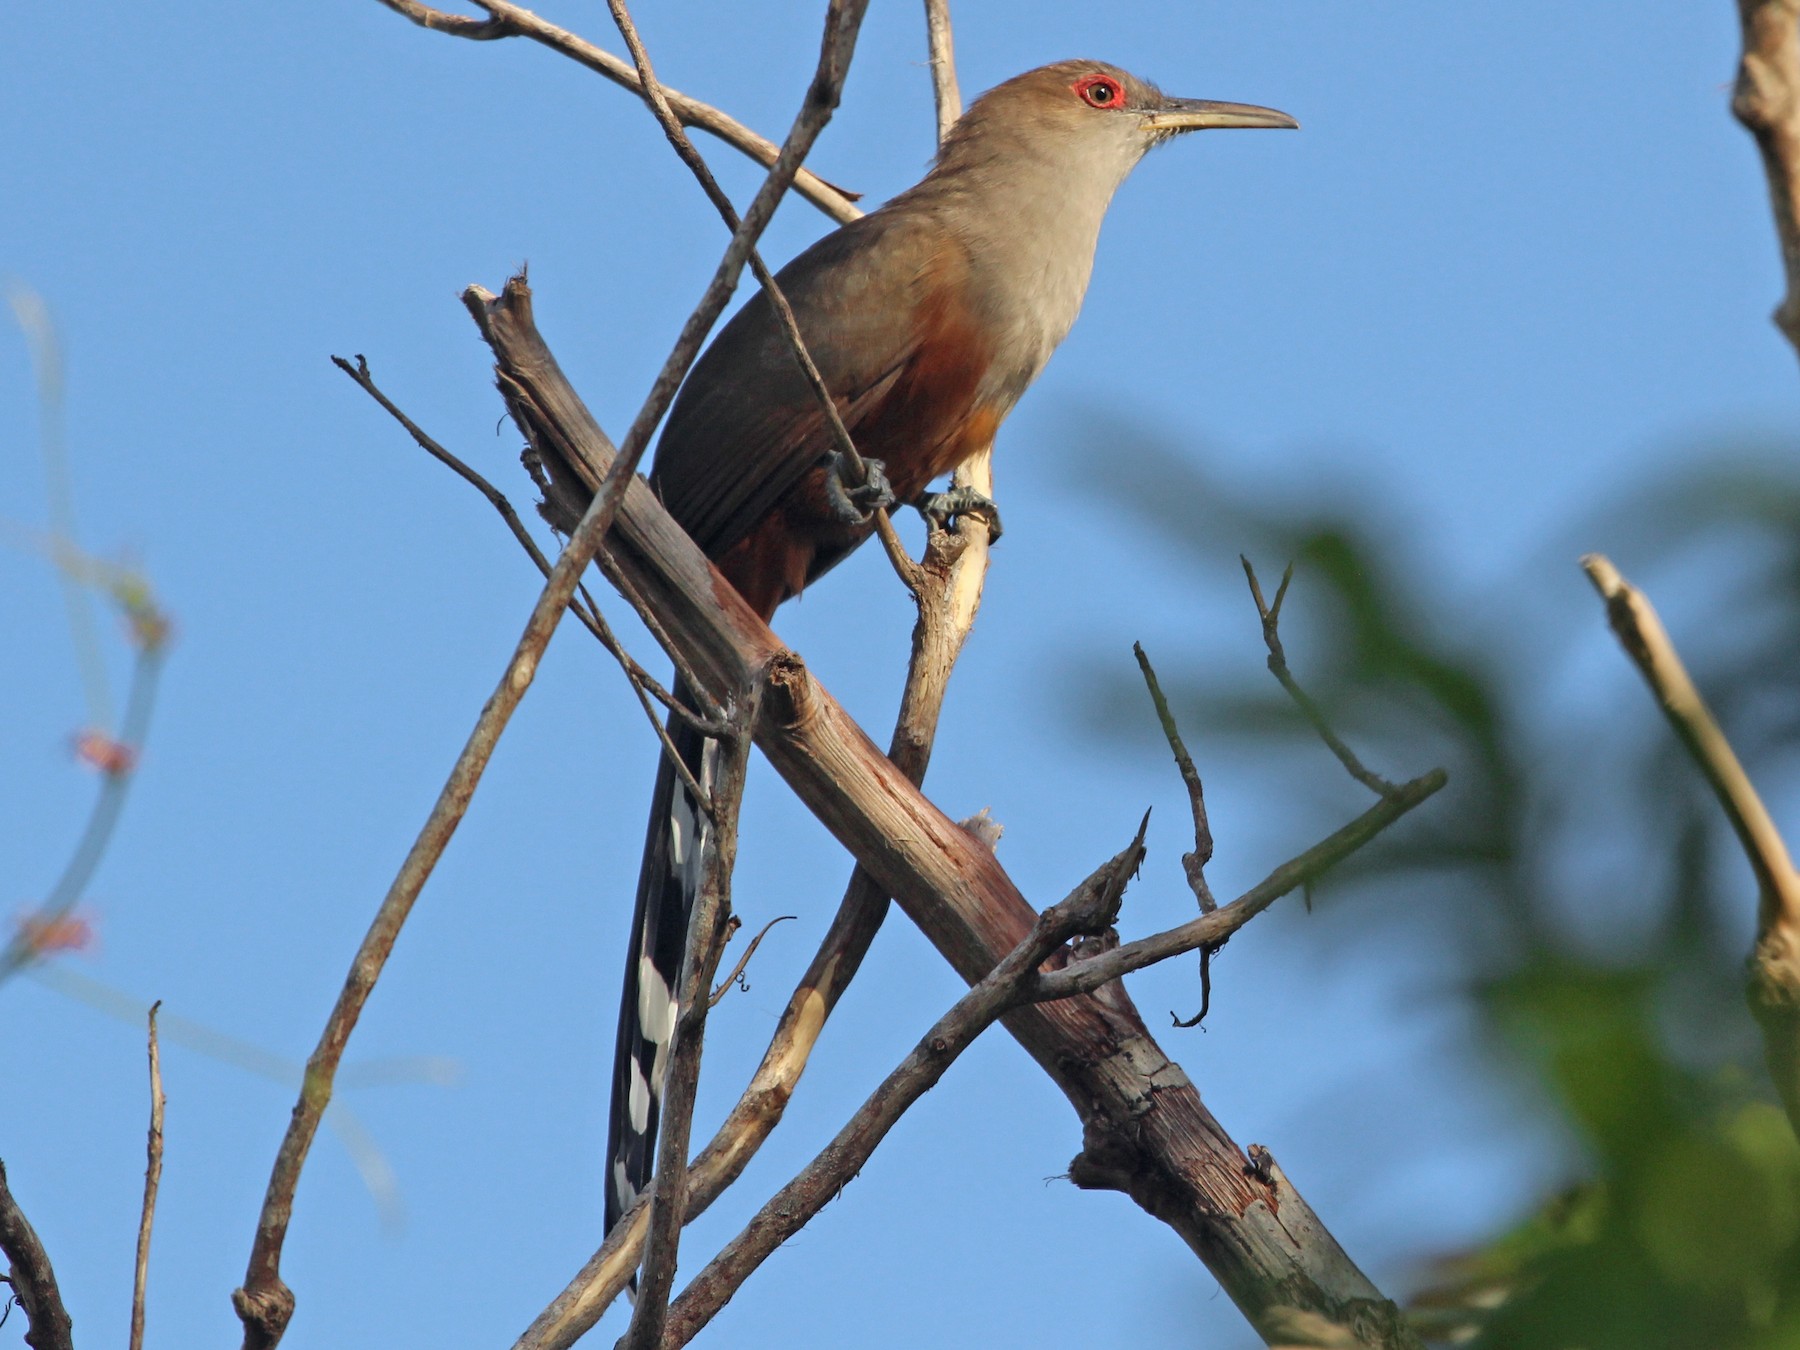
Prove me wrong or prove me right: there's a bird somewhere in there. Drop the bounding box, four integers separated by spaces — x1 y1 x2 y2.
606 58 1296 1243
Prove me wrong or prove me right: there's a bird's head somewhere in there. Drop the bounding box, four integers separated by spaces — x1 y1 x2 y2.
941 60 1296 191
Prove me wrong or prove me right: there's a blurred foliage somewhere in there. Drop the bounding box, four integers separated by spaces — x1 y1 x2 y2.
1069 429 1800 1348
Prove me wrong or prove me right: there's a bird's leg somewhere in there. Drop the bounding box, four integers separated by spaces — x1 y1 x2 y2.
822 451 895 526
914 484 1004 542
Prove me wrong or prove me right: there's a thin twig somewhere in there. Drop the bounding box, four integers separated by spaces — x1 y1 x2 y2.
600 559 730 729
511 34 1005 1317
1035 768 1446 1003
0 1160 74 1350
1734 0 1800 359
1241 557 1400 799
923 0 963 140
235 16 862 1326
508 460 996 1350
661 823 1150 1348
621 691 759 1350
232 10 870 1348
576 582 723 732
370 0 863 224
603 0 914 587
1169 947 1215 1030
129 1001 166 1350
710 914 796 1007
333 352 687 720
333 354 546 551
1133 641 1221 1025
332 351 723 738
1134 642 1216 912
579 0 870 558
1582 553 1800 1139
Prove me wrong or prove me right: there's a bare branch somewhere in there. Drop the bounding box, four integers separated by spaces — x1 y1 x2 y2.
477 280 1424 1348
663 824 1149 1347
1242 556 1401 799
623 690 758 1350
709 913 795 1007
332 353 544 555
333 352 721 806
584 0 870 549
512 415 997 1350
603 0 913 583
0 1161 73 1350
513 385 999 1350
1035 769 1446 1003
369 0 862 224
602 563 730 732
1134 642 1217 912
1734 0 1800 357
234 16 871 1346
1582 552 1800 1139
129 1001 166 1350
923 0 963 141
577 582 727 734
509 50 997 1343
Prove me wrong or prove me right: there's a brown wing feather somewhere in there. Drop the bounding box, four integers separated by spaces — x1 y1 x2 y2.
650 208 975 561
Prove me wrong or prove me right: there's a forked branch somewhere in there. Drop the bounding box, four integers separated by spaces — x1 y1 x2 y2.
475 273 1427 1348
513 16 999 1335
233 12 869 1346
370 0 862 224
662 822 1150 1347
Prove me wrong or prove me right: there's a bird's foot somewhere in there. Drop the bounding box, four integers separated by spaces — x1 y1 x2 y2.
915 485 1004 542
823 452 895 526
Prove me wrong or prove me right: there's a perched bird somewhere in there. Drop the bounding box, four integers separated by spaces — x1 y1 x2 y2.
607 59 1296 1239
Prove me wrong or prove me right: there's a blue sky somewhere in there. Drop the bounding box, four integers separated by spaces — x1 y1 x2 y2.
4 3 1797 1347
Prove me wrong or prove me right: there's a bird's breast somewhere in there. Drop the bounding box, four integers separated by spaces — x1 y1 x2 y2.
954 205 1103 412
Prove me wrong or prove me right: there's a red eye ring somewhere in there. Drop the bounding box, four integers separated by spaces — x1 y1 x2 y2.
1073 74 1125 110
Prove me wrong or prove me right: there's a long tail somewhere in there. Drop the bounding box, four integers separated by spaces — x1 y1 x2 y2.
605 675 719 1239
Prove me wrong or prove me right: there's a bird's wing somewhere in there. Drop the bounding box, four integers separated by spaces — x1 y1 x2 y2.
649 209 951 559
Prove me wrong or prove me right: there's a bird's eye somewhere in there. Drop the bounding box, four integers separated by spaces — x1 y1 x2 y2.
1073 74 1124 110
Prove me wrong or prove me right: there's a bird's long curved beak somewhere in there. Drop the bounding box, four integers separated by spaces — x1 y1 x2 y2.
1143 98 1299 132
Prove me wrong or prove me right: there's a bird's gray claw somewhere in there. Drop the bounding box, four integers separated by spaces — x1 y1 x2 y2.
915 485 1004 542
823 452 894 526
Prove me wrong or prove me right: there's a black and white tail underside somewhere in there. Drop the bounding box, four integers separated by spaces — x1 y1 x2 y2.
606 675 721 1245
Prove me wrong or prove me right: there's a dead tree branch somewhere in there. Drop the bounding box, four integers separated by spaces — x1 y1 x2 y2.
662 823 1150 1347
233 14 868 1346
1734 0 1800 358
1135 642 1217 912
1035 770 1444 1004
1583 553 1800 1140
514 23 1007 1337
332 353 724 807
709 914 794 1007
0 1161 73 1350
476 274 1427 1349
129 1002 166 1350
924 0 963 140
370 0 862 224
